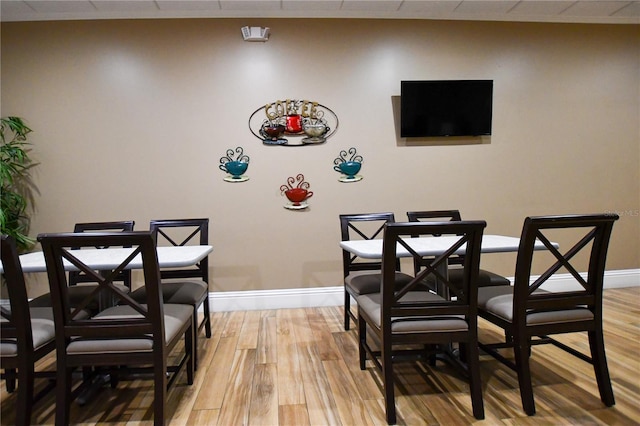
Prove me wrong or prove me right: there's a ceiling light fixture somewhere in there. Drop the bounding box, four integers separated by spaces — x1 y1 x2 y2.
241 26 270 42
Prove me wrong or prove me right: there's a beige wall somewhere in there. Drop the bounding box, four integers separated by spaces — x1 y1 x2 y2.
1 18 638 297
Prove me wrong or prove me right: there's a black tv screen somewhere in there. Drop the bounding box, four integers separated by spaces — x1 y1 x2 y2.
400 80 493 137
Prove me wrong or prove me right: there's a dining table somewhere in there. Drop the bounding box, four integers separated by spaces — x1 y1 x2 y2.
340 234 557 297
0 245 213 274
339 234 554 260
0 244 213 405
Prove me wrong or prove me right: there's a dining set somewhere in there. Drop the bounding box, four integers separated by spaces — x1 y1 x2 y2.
338 210 619 424
0 218 213 426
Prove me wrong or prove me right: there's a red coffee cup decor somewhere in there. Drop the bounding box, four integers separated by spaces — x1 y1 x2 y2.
280 174 313 210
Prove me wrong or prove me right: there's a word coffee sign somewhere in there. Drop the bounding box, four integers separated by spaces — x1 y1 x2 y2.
248 98 338 146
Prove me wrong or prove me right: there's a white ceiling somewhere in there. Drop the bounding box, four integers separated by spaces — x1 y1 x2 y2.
1 0 638 24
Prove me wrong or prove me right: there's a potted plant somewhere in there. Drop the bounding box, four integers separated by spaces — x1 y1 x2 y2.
1 116 38 251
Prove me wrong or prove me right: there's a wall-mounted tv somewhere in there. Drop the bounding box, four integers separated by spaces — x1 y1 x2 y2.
400 80 493 137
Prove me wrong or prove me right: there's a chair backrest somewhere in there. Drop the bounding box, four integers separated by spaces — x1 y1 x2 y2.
149 218 209 282
39 231 167 347
407 210 462 223
512 214 619 329
1 235 35 360
380 221 486 329
407 210 464 270
69 220 135 288
339 212 400 277
72 221 136 244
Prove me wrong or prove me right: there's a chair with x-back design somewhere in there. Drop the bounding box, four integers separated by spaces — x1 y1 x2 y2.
477 213 618 415
357 221 487 424
130 218 211 369
1 235 58 426
407 210 510 290
339 213 413 330
39 231 195 425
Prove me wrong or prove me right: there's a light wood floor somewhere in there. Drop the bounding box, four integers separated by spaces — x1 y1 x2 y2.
2 287 639 425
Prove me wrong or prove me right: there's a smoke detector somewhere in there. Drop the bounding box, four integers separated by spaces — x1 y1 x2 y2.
241 26 270 42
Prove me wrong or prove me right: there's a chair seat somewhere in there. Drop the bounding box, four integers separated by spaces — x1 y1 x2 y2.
1 307 91 356
357 291 469 333
0 308 56 356
423 267 510 289
345 271 414 295
478 286 594 325
130 280 208 306
67 304 193 354
29 283 130 313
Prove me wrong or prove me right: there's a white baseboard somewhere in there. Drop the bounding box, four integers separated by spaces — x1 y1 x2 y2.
209 268 640 312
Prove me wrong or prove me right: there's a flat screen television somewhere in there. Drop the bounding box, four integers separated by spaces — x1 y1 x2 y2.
400 80 493 137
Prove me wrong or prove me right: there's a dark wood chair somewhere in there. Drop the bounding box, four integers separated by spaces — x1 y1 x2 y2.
477 213 619 415
68 221 135 289
130 218 211 368
29 220 135 314
38 231 195 425
1 235 57 426
407 210 510 289
339 213 413 330
357 221 486 424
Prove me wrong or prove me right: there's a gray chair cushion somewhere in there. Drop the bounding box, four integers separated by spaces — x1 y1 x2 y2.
423 266 511 289
478 286 594 325
129 280 208 305
357 291 468 333
29 283 130 313
0 307 92 356
345 271 414 295
66 303 193 354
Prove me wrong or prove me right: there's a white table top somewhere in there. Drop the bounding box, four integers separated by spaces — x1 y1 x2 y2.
1 245 213 274
339 234 553 259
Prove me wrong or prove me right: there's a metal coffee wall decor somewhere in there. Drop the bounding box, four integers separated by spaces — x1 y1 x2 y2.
219 146 250 182
280 174 313 210
334 147 363 182
249 99 338 146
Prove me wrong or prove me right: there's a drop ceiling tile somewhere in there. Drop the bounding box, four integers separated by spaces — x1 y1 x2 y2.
92 1 159 12
399 1 459 14
341 0 402 11
611 1 640 17
282 0 342 11
1 1 36 15
455 0 519 14
24 0 96 13
509 1 574 16
220 0 281 10
563 0 632 16
157 1 222 11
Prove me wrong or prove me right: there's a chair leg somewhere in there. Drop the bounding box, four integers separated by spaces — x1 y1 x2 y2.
588 329 615 407
56 366 72 426
192 305 199 371
154 357 167 425
5 368 16 392
513 337 536 416
186 323 195 385
15 364 35 426
203 297 212 338
381 337 396 425
358 314 367 370
465 341 485 420
344 289 351 331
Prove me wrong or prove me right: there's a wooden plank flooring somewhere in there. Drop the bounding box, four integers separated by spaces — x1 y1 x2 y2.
2 287 639 425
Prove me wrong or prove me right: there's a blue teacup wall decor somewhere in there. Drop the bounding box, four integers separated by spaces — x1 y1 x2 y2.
219 147 250 182
333 147 363 182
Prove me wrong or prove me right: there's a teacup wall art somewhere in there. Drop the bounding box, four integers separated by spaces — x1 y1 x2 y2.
219 147 250 182
333 147 363 182
280 174 313 210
